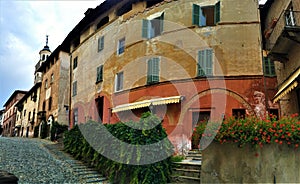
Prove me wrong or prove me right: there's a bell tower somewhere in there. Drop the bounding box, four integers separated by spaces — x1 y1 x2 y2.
34 35 51 84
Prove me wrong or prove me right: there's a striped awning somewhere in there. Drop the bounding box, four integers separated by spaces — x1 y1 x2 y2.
273 68 300 103
112 96 183 113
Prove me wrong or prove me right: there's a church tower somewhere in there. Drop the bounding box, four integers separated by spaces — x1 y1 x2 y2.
34 36 51 84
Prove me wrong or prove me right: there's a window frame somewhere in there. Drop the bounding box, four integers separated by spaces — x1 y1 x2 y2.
73 56 78 70
96 65 103 83
192 2 220 27
117 37 125 55
73 108 78 125
98 36 104 52
147 57 160 84
197 49 213 77
263 57 276 76
142 13 164 39
72 81 77 96
115 72 124 92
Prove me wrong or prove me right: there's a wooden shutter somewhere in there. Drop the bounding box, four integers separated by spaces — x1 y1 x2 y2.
97 65 103 82
147 58 160 84
160 13 164 34
98 36 104 52
142 19 149 38
198 49 213 76
198 50 205 76
214 1 221 24
192 4 200 26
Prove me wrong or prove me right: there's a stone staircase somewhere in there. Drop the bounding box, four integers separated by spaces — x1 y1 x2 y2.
171 150 202 183
44 143 109 183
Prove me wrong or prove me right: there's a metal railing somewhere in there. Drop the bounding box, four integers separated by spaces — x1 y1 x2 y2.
267 10 300 50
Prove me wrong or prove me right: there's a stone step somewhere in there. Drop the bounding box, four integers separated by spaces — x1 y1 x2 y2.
174 168 200 178
85 177 107 183
178 175 200 183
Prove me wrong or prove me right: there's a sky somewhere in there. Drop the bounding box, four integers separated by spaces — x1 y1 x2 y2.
0 0 268 108
0 0 104 107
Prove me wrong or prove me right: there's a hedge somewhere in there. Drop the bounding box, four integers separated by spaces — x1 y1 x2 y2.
63 112 174 184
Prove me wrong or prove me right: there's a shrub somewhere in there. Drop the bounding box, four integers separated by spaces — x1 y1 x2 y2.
192 114 300 149
64 112 174 184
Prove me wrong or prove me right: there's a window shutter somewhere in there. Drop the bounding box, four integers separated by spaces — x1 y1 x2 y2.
142 19 149 38
206 49 213 75
214 1 221 24
98 36 104 52
97 65 103 82
192 4 200 26
198 50 205 76
147 58 160 84
147 58 153 83
160 13 164 34
153 57 159 82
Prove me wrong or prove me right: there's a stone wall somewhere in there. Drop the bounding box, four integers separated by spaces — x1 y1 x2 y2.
201 142 300 183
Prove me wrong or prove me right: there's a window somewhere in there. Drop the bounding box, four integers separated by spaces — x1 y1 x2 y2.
42 54 45 61
147 57 160 84
73 108 78 125
51 73 54 83
98 36 104 52
263 57 276 76
42 101 46 111
28 112 31 121
73 56 78 69
192 2 220 26
117 38 125 55
72 81 77 96
45 79 48 89
48 97 52 110
285 5 296 26
198 49 213 76
115 72 124 92
23 109 26 117
142 13 164 39
96 65 103 83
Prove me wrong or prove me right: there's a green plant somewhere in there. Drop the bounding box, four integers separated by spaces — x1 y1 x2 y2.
192 114 300 148
171 155 185 162
63 112 174 184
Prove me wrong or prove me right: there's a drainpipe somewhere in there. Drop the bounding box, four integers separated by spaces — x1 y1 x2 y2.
68 54 72 129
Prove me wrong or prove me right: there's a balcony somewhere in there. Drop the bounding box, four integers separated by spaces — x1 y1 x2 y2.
266 10 300 62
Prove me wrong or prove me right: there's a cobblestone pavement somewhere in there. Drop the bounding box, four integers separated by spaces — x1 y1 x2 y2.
0 137 108 184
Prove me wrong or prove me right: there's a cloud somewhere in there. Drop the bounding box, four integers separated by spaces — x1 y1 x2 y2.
0 0 103 107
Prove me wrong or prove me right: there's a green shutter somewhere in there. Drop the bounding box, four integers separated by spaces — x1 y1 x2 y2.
96 65 103 82
192 4 200 26
214 1 220 24
147 58 160 84
198 49 213 76
198 50 205 76
206 49 213 75
142 19 149 38
160 13 164 34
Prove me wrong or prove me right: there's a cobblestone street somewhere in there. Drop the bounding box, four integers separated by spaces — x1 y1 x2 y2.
0 137 107 183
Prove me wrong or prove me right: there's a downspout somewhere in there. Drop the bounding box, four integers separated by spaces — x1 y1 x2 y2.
69 54 72 129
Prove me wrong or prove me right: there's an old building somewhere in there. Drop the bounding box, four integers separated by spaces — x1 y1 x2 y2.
261 0 300 115
13 38 51 138
0 109 4 135
60 0 278 152
36 44 70 138
15 84 41 137
2 90 27 137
